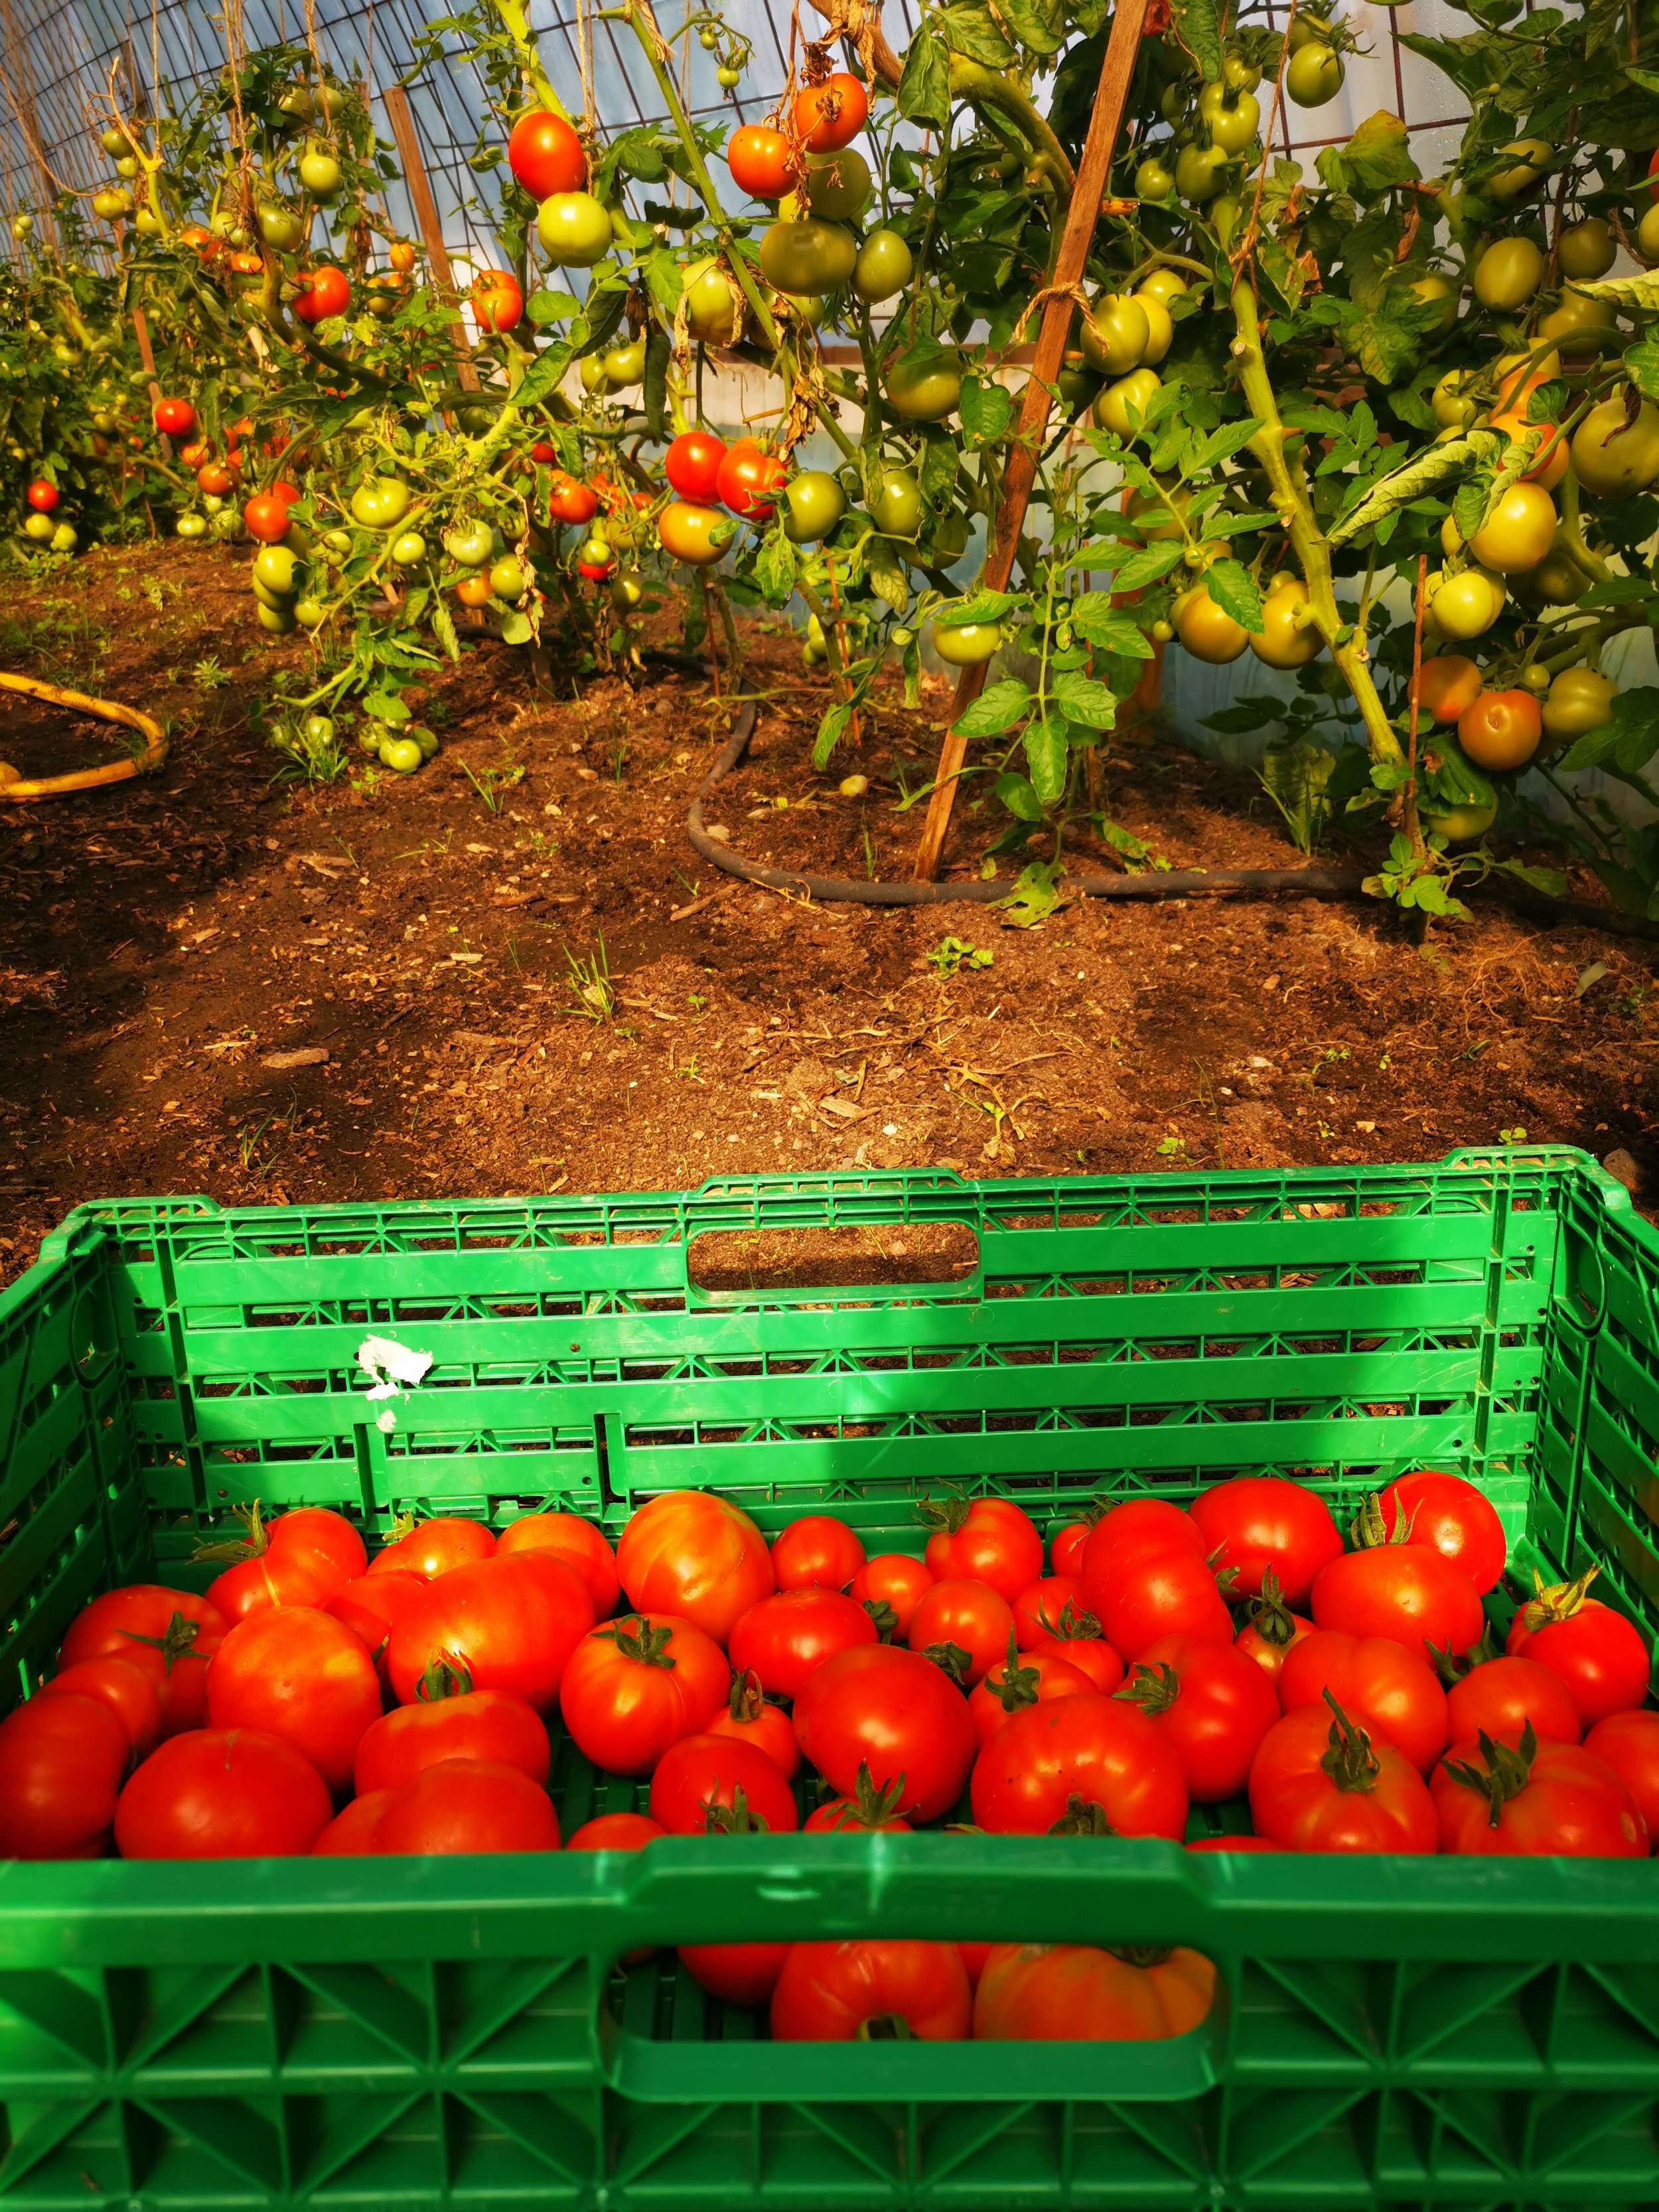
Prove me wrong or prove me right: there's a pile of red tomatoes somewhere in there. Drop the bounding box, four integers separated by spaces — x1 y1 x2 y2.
1 1474 1654 2043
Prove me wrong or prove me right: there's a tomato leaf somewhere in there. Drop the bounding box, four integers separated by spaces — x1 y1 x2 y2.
1023 713 1069 806
813 699 853 771
1202 558 1265 636
938 587 1021 627
1185 417 1264 475
936 3 1015 68
1052 670 1118 731
953 678 1031 737
1610 688 1659 774
993 0 1065 58
753 525 798 609
897 28 952 129
526 288 580 327
1108 542 1186 595
995 771 1046 823
919 429 960 508
1070 600 1154 657
1169 0 1224 83
1624 331 1659 404
1316 111 1420 202
642 329 670 440
499 610 534 646
995 857 1066 926
864 536 910 616
960 375 1014 448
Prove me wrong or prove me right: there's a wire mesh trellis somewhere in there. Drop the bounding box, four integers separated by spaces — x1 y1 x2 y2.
1 1 1478 277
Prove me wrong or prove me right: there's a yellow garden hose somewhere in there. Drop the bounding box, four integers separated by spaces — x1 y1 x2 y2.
0 670 168 801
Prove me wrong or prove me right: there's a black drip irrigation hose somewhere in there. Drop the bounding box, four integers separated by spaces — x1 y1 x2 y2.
687 709 1659 943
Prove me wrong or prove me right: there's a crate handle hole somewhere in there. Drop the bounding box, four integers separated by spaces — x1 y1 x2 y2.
687 1223 981 1295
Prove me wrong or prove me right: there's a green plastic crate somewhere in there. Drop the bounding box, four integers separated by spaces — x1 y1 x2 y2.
2 1148 1658 2212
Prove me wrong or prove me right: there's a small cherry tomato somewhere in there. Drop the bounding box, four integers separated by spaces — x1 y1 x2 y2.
794 72 868 155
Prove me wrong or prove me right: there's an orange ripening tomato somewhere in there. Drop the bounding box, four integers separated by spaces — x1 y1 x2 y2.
726 123 793 200
974 1943 1216 2041
244 490 296 544
772 1941 972 2041
508 109 587 198
196 462 234 496
179 439 210 469
794 72 869 154
455 573 494 608
1488 403 1569 488
472 269 524 334
1417 654 1483 724
1457 687 1542 772
496 1513 620 1615
617 1491 775 1647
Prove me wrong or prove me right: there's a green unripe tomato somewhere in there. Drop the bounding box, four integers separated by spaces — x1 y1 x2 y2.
1175 142 1227 204
932 512 970 566
413 725 440 759
257 601 297 634
1222 53 1261 92
115 156 139 180
605 338 646 388
609 571 644 611
1486 139 1552 203
757 217 857 294
445 520 495 567
716 64 741 88
885 347 963 422
359 723 387 755
100 125 131 155
299 149 342 200
1638 201 1659 266
681 258 744 344
1473 236 1546 311
49 522 77 553
173 512 208 542
1557 218 1615 280
1198 82 1259 153
305 715 335 745
783 469 846 544
258 203 305 252
1135 154 1175 202
853 228 912 303
803 149 871 222
536 191 614 267
350 477 411 529
1409 273 1459 334
1431 368 1477 429
932 621 1001 667
210 507 245 542
579 353 608 393
1094 368 1163 439
1286 44 1344 108
1287 11 1334 48
382 737 423 774
1080 293 1149 375
489 555 526 599
253 546 302 595
1542 667 1617 743
871 469 922 539
1421 797 1497 844
390 531 427 567
11 211 31 239
294 599 326 630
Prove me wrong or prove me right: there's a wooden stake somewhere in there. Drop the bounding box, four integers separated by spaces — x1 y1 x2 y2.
381 82 480 393
912 0 1150 882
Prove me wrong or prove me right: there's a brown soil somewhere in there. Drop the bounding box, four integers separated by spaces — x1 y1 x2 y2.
0 537 1654 1285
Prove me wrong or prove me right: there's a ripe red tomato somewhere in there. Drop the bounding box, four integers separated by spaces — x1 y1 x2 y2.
968 1636 1094 1745
707 1667 802 1777
772 1941 972 2041
1375 1472 1506 1593
1049 1519 1093 1578
794 72 869 154
770 1514 865 1592
803 1763 911 1831
678 1942 789 2006
714 439 786 521
41 1657 161 1757
243 490 295 544
1026 1627 1125 1693
206 1503 365 1621
973 1943 1216 2041
59 1584 226 1737
664 427 729 505
387 1554 595 1714
557 1611 729 1773
0 1693 132 1858
617 1491 774 1646
729 1586 877 1697
1433 1726 1648 1856
1584 1711 1659 1842
1186 1834 1285 1853
355 1685 549 1795
115 1728 333 1857
25 479 58 512
1093 1550 1233 1663
726 123 792 200
293 265 350 324
847 1552 934 1637
649 1732 799 1835
1080 1499 1206 1601
496 1512 620 1615
547 471 599 526
471 269 524 333
1278 1629 1448 1774
508 110 587 198
565 1810 667 1852
1505 1570 1651 1724
793 1645 975 1820
206 1607 382 1795
375 1758 561 1854
1234 1574 1315 1684
971 1694 1189 1838
1311 1544 1486 1664
1011 1574 1090 1649
313 1791 394 1854
1446 1655 1581 1749
369 1516 496 1580
958 1941 994 1987
906 1577 1015 1686
196 461 234 496
1187 1476 1343 1606
326 1570 427 1686
1248 1700 1438 1852
153 397 196 436
922 1498 1044 1602
1119 1633 1281 1801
